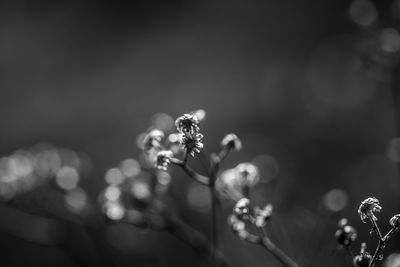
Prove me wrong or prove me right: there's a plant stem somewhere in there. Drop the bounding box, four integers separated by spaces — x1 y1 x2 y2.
368 216 384 267
171 158 210 185
255 228 301 267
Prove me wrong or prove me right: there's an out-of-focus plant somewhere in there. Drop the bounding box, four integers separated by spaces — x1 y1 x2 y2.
100 109 301 267
335 197 400 267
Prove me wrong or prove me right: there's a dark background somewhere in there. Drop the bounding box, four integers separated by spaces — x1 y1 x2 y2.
0 0 400 266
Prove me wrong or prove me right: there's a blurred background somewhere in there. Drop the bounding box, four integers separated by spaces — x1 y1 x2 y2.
1 0 400 266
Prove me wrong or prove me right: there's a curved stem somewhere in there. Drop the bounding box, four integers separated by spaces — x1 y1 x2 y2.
244 228 300 267
171 158 210 185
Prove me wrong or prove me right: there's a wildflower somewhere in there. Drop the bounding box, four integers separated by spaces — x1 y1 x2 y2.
254 204 273 228
180 132 204 157
335 218 357 247
175 114 200 134
228 214 248 240
143 129 164 153
155 150 173 171
389 214 400 228
221 133 242 152
358 197 382 222
236 163 259 187
233 198 251 220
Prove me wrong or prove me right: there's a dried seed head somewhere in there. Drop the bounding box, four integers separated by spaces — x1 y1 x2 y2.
175 114 200 134
358 197 382 223
180 132 204 157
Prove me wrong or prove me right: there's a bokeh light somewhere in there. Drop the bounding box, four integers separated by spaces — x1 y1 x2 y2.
348 0 377 27
385 253 400 267
105 168 125 185
56 166 79 191
119 158 140 178
323 188 349 213
186 183 211 212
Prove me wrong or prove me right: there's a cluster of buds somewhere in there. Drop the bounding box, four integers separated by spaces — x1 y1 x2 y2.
140 110 206 171
335 218 357 248
228 197 273 239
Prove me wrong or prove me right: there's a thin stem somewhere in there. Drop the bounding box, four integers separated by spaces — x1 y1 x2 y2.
368 215 384 267
252 227 301 267
209 153 221 267
383 225 399 241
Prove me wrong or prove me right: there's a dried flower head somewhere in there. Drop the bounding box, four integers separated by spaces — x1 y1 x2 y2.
143 129 164 153
228 214 248 240
180 132 204 157
155 150 173 171
175 114 200 134
236 163 259 187
254 204 273 228
335 218 357 247
390 214 400 228
358 197 382 222
233 198 251 220
221 133 242 152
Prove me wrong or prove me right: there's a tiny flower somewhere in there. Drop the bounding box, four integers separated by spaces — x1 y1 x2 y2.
358 197 382 223
236 163 259 187
155 150 173 171
254 204 273 228
142 129 164 153
221 133 242 152
175 114 200 134
390 214 400 228
228 214 248 240
335 218 357 247
233 198 251 220
180 132 204 157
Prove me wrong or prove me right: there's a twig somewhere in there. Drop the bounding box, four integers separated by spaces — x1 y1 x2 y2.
368 215 384 267
255 227 301 267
